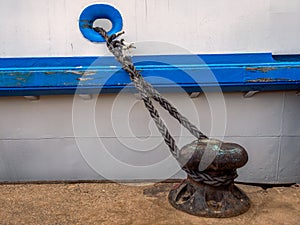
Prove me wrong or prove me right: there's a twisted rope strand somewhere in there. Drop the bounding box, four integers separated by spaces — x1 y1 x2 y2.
94 27 208 140
94 27 179 158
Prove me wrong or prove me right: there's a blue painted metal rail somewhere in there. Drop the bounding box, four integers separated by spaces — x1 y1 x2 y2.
0 53 299 96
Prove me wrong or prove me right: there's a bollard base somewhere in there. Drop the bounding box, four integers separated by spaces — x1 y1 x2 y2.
168 178 250 218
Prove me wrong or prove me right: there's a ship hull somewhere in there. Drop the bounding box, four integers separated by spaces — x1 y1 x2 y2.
0 0 299 183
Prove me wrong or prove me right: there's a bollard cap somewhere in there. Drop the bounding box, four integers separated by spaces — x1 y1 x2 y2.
178 139 248 171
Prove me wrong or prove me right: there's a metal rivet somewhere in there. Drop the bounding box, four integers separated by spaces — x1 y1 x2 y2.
243 91 259 98
189 92 201 98
79 94 93 100
24 96 40 101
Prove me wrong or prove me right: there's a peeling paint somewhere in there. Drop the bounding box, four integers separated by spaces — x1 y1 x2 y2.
0 54 299 96
246 66 300 73
246 78 295 82
82 71 97 76
44 70 97 76
15 77 26 81
81 23 91 29
246 67 278 73
66 70 97 76
8 72 32 77
77 77 93 81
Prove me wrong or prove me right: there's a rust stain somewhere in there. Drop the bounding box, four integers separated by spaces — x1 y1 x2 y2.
44 71 56 75
82 24 91 29
246 65 300 73
80 20 91 29
246 67 277 73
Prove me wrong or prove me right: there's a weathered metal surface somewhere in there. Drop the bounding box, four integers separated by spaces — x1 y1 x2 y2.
177 139 248 171
169 139 250 217
169 179 250 218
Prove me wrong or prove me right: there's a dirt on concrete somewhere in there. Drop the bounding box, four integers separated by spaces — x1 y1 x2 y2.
0 182 299 225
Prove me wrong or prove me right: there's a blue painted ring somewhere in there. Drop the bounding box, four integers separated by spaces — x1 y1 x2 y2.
79 4 123 42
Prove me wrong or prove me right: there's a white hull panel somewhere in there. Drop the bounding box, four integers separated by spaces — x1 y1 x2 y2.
0 0 300 57
0 91 299 183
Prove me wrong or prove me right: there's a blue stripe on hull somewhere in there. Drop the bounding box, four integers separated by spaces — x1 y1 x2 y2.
0 53 299 96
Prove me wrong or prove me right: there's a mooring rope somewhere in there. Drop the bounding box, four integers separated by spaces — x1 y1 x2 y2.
183 167 238 187
94 27 236 187
94 27 207 156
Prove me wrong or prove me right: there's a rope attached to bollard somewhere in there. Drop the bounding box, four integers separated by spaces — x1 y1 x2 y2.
93 27 237 187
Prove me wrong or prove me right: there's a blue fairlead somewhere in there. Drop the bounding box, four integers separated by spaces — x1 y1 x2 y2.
79 4 123 42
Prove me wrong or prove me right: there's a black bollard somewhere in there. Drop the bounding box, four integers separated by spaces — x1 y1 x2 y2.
168 139 250 218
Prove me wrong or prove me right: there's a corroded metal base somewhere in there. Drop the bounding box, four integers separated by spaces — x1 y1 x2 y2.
168 178 250 218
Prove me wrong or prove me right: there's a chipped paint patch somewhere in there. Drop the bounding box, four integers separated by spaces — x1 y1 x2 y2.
44 70 97 76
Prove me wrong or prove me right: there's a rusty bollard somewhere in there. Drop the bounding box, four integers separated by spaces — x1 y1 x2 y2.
168 139 250 218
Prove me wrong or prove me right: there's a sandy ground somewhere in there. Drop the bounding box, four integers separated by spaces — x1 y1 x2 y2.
0 182 299 225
